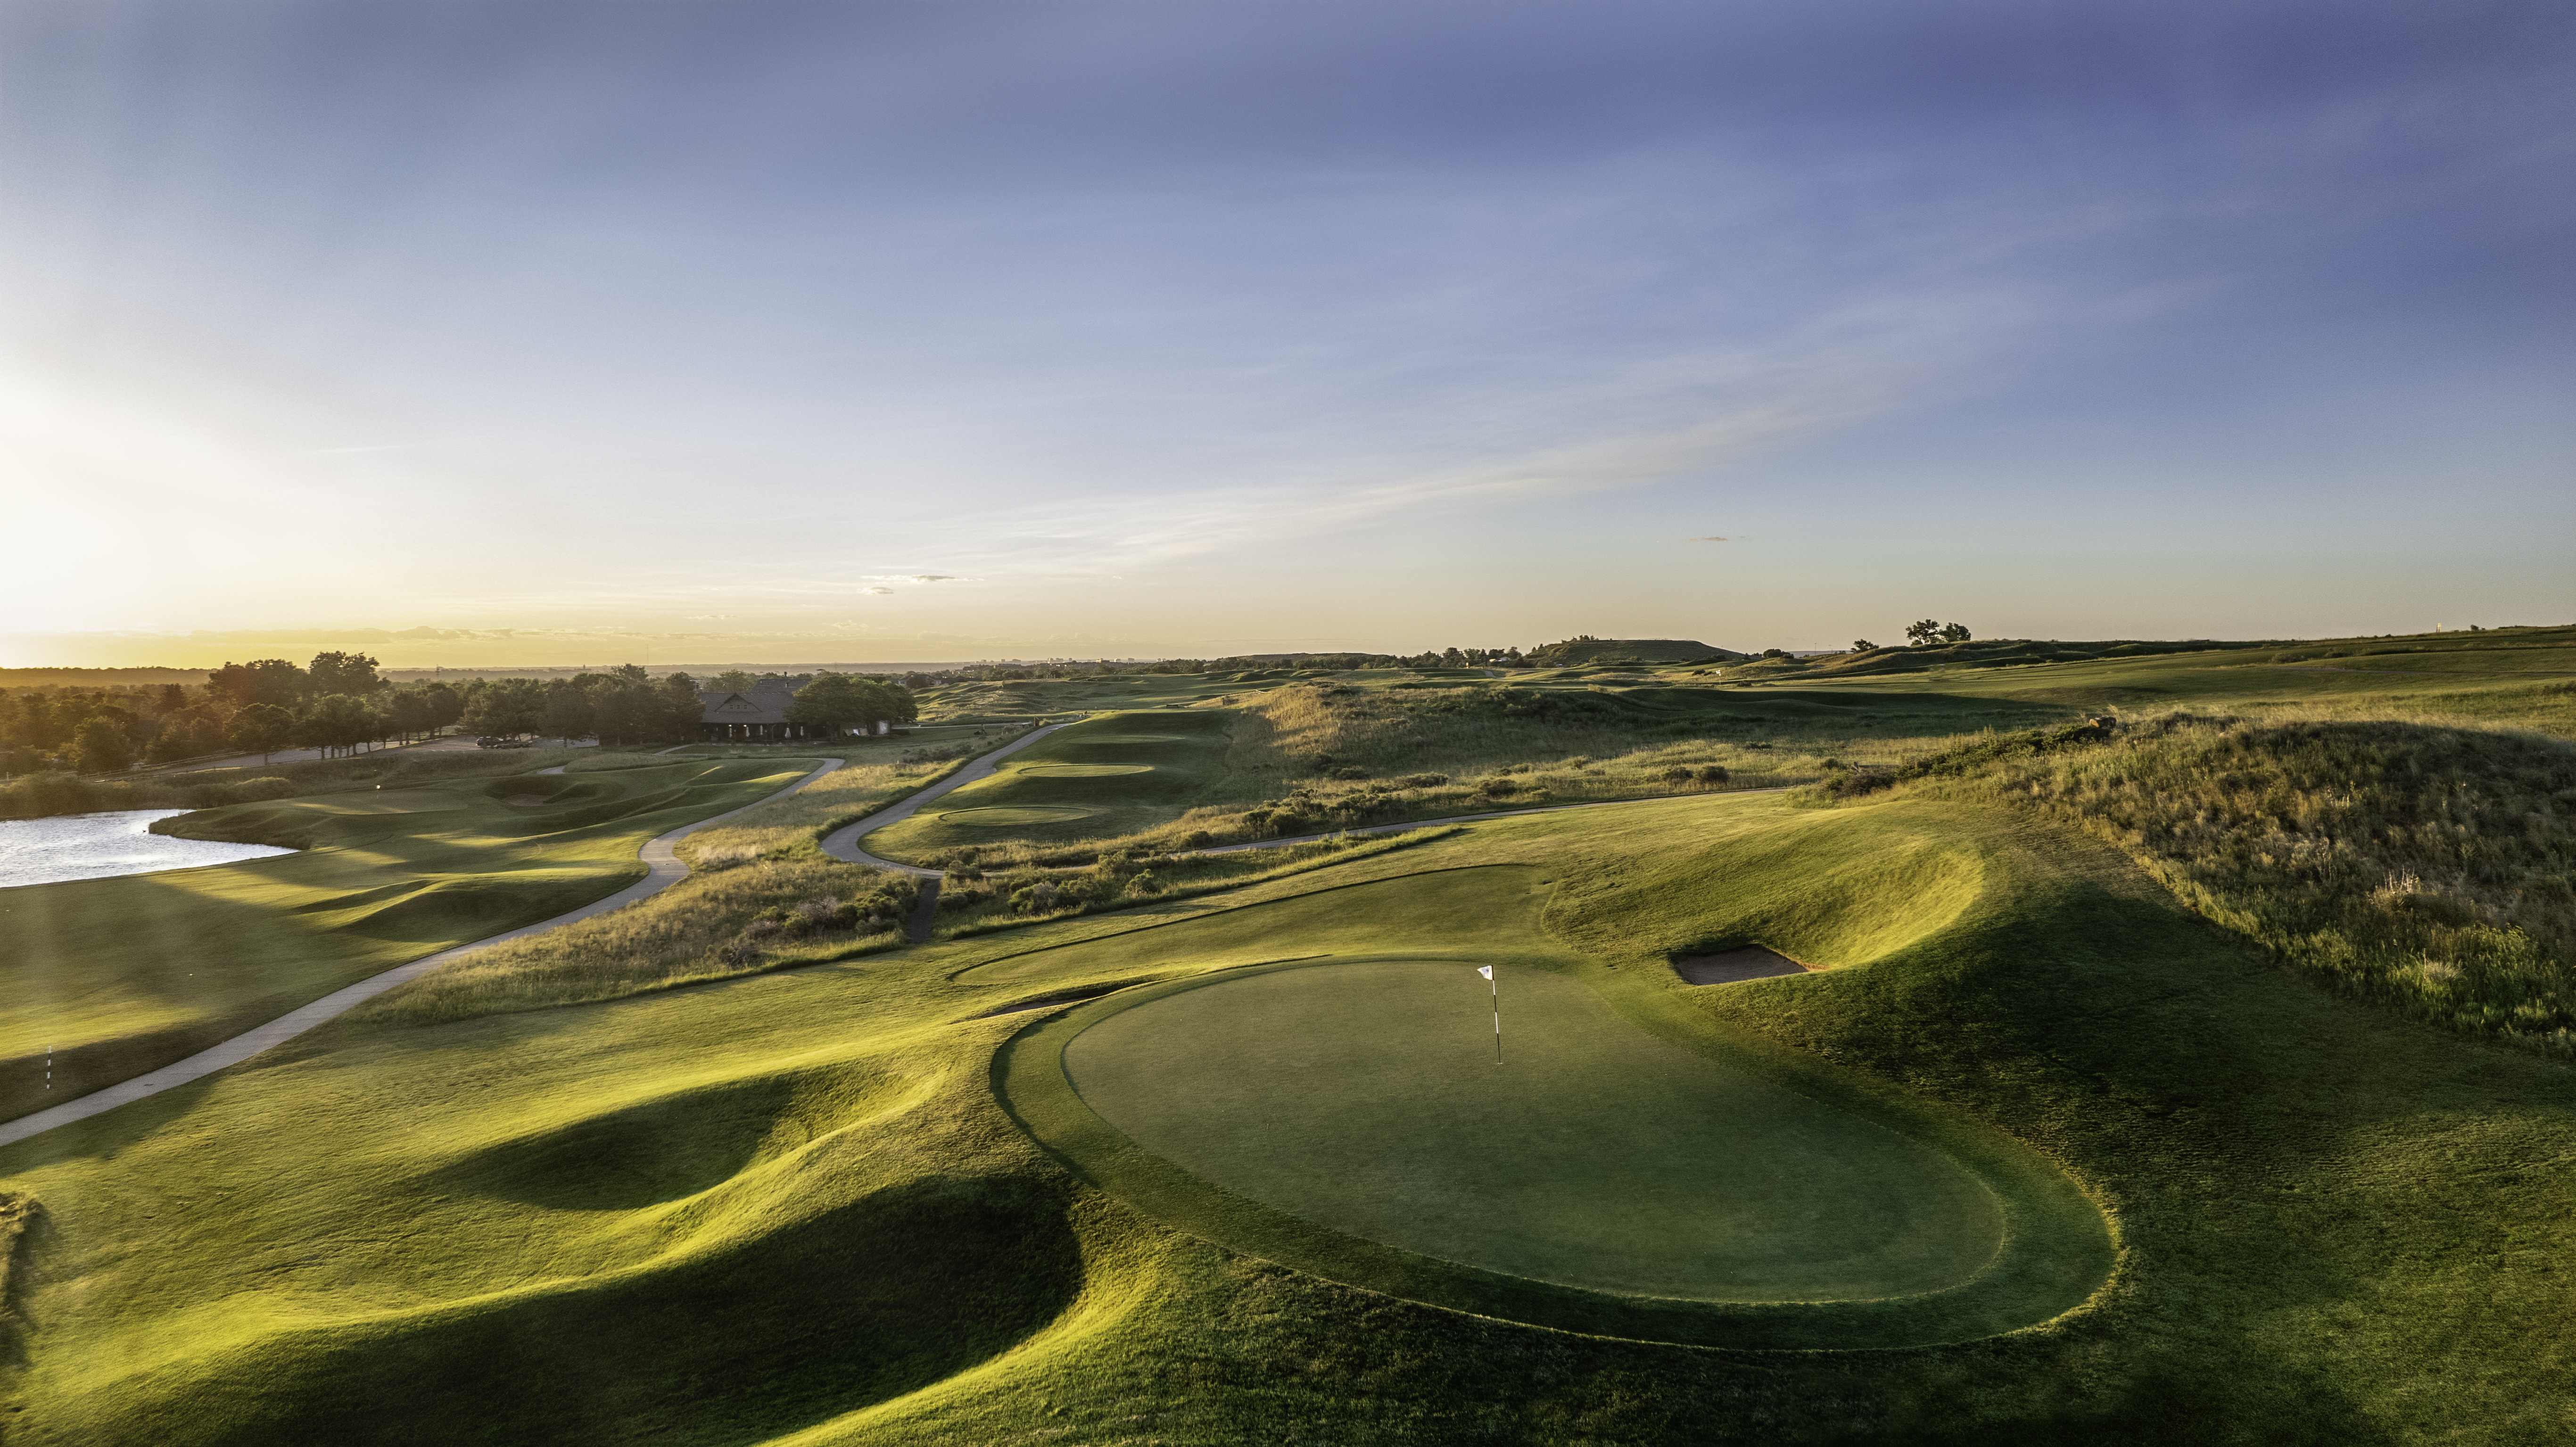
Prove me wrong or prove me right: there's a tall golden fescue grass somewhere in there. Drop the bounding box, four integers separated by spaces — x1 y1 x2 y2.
358 746 1020 1024
352 856 909 1025
1933 709 2576 1053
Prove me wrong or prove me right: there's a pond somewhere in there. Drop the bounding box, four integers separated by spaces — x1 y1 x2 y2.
0 810 295 890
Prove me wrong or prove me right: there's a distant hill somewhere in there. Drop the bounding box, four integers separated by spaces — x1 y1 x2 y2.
1724 636 2284 680
0 666 203 690
1524 637 1743 667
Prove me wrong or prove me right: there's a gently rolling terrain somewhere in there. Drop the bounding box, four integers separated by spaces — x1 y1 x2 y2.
0 626 2569 1444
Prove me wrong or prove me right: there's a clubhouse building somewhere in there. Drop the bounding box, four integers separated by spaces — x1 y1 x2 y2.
695 680 891 743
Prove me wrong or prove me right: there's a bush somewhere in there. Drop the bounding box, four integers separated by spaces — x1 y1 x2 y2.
1698 765 1730 783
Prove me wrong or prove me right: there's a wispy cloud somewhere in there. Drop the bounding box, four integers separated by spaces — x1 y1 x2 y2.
1686 534 1733 543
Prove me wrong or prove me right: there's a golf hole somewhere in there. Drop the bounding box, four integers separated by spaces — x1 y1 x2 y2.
1055 959 2006 1303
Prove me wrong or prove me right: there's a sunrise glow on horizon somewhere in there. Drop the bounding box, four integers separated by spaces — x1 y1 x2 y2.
5 0 2569 669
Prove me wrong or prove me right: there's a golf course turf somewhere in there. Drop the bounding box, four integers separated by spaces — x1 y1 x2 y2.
4 633 2572 1443
994 863 2113 1349
0 755 832 1125
863 710 1233 857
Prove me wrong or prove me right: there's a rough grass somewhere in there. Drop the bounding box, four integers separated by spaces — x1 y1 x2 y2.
348 856 916 1025
1932 712 2576 1053
0 757 809 1124
8 795 2568 1444
0 745 668 821
361 749 1012 1024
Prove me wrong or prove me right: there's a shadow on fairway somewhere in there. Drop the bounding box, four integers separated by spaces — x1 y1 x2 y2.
81 1174 1085 1447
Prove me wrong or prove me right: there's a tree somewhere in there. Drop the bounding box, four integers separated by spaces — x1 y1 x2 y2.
72 718 132 773
298 694 379 758
307 650 385 696
383 687 442 742
459 678 549 738
658 673 706 744
226 703 297 764
422 682 464 733
710 669 756 693
148 708 223 763
207 658 309 708
1904 619 1945 647
541 685 595 745
1939 622 1972 643
786 674 908 736
1852 639 1878 652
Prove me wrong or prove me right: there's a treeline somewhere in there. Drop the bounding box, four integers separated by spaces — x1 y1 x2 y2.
0 656 926 777
0 650 468 774
900 646 1533 686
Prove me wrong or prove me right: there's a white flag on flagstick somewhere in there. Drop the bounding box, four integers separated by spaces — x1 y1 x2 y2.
1477 966 1494 979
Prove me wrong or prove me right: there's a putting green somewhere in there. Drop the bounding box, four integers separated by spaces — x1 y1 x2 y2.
1062 959 2000 1302
996 855 2114 1347
1013 764 1155 778
939 806 1100 826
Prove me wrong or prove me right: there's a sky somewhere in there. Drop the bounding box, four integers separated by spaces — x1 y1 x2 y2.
3 0 2570 667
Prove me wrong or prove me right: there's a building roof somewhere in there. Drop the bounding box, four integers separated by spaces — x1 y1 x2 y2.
697 679 797 725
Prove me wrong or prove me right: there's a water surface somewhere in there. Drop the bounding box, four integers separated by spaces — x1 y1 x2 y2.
0 810 294 889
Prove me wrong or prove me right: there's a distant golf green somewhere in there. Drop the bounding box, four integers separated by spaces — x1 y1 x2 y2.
1063 958 2003 1301
867 710 1234 857
938 806 1099 826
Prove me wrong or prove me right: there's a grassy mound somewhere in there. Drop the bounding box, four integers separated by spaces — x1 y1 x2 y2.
0 758 826 1123
6 776 2571 1440
865 710 1234 858
996 856 2108 1348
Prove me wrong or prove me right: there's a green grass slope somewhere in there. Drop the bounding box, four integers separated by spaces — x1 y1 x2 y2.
5 789 2568 1442
864 710 1236 859
0 757 822 1123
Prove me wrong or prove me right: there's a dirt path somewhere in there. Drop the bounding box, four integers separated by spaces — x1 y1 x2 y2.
0 755 845 1150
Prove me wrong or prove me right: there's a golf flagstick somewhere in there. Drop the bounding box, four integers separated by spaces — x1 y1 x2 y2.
1478 964 1499 1063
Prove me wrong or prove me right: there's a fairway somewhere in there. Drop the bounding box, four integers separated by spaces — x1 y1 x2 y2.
937 806 1099 825
1064 958 2003 1301
864 710 1235 857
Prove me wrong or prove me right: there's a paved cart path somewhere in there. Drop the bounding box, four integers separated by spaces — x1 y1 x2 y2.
817 725 1067 875
0 755 847 1150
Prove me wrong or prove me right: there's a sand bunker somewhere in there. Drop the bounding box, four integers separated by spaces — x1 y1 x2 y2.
1670 946 1815 985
